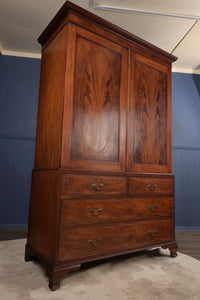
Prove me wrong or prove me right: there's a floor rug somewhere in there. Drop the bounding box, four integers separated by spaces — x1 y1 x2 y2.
1 239 200 300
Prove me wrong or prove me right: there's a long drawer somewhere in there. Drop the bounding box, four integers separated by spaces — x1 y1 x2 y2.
58 218 174 261
60 197 174 225
129 176 174 195
61 174 127 197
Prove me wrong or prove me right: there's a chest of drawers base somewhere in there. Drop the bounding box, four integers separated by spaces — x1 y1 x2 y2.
25 169 178 290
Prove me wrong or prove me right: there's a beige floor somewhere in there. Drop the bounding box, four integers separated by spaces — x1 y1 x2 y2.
1 238 200 300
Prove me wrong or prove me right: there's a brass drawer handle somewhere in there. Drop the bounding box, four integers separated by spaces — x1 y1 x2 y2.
88 237 102 246
148 205 158 212
91 183 104 191
88 208 103 216
147 184 158 191
148 229 158 237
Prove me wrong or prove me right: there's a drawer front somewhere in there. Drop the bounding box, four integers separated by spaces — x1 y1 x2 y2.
61 174 127 197
129 176 173 194
58 218 174 261
60 197 174 225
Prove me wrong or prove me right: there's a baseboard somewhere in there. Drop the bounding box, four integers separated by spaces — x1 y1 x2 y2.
0 224 199 231
175 226 200 231
0 224 28 229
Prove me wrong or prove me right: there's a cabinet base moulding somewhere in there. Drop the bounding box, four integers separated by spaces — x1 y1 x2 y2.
25 241 178 291
162 242 178 257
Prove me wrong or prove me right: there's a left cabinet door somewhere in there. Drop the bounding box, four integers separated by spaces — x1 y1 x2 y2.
62 23 128 171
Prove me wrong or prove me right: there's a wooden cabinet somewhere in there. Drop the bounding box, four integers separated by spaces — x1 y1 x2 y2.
25 1 178 291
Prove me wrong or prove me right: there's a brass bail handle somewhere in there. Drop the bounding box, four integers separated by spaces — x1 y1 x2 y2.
91 183 104 191
147 184 158 191
148 229 158 237
148 205 158 212
88 237 102 246
88 208 103 216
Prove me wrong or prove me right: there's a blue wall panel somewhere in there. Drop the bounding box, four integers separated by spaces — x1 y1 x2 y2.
172 73 200 146
0 138 35 226
173 149 200 227
0 55 40 139
172 73 200 229
0 55 40 227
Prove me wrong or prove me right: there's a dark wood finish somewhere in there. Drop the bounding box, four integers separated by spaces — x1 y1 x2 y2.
133 59 167 165
162 243 178 257
60 197 174 225
25 1 177 290
2 230 199 261
71 34 121 162
26 170 60 263
34 27 67 169
127 52 172 173
61 23 128 171
129 175 174 195
58 218 174 261
61 174 127 197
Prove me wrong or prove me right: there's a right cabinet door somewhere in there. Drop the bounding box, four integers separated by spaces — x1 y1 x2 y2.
127 51 172 173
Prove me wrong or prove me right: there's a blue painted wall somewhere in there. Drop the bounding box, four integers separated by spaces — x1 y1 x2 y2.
172 73 200 229
0 54 200 229
0 54 41 227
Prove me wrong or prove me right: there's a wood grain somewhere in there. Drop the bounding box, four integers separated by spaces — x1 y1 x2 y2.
34 27 67 169
129 176 174 195
26 170 60 263
127 52 172 173
71 35 121 162
61 174 127 197
58 218 174 261
61 24 128 171
60 197 174 225
133 59 167 165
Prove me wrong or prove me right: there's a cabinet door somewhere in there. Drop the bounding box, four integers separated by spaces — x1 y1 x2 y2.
62 23 128 171
127 52 172 173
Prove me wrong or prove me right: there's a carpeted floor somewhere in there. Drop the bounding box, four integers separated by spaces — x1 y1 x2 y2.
1 239 200 300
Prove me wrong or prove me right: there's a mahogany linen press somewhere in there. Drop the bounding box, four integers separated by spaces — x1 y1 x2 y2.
25 1 178 290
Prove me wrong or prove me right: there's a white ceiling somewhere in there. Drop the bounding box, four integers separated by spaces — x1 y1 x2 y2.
0 0 200 73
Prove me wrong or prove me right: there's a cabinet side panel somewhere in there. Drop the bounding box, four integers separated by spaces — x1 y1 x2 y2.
34 27 67 169
27 170 60 263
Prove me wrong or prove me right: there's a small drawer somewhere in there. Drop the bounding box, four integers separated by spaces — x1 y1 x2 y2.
61 174 127 197
129 176 173 195
60 197 174 225
58 218 174 261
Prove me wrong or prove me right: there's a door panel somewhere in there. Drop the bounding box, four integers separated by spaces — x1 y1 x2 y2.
62 23 128 171
71 35 120 162
127 52 172 173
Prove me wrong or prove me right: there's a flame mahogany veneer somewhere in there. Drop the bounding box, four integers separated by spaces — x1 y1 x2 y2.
25 1 178 291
